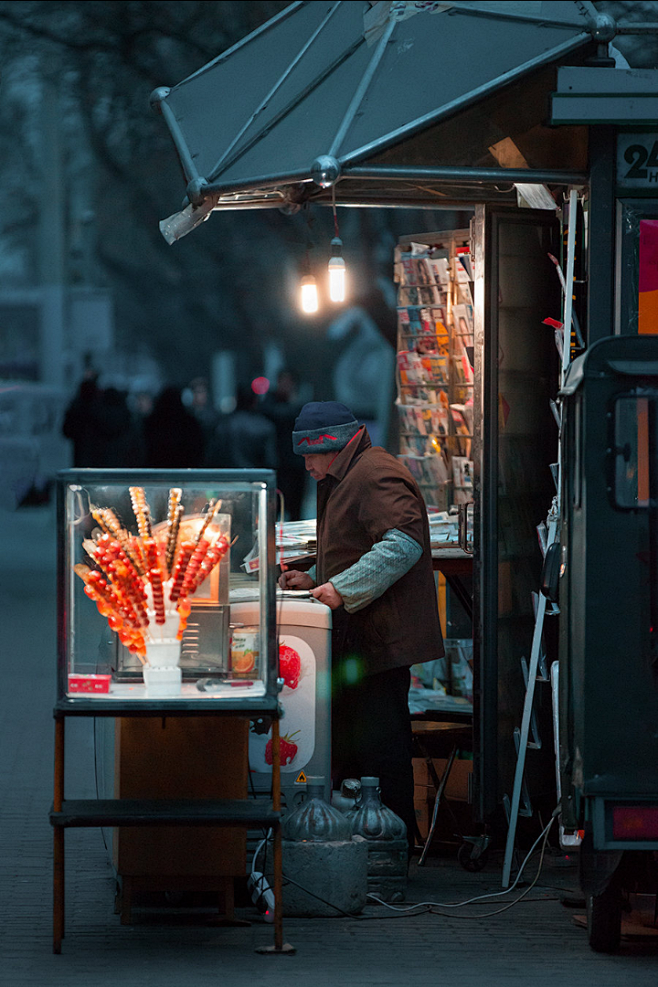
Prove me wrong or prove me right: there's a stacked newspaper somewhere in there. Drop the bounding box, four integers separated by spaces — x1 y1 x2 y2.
242 511 464 572
242 519 317 573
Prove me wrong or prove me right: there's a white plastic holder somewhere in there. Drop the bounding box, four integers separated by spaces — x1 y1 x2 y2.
142 596 182 697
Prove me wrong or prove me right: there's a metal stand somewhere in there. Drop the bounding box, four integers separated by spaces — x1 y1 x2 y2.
50 706 292 955
255 715 296 955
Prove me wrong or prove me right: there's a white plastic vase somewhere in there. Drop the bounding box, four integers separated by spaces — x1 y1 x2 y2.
142 590 182 697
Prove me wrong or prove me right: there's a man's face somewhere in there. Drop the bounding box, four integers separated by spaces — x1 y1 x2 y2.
302 452 335 481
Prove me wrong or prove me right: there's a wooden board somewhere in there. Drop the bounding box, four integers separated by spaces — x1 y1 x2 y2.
113 716 248 878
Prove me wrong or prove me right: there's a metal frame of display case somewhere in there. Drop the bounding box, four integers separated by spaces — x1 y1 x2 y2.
50 469 294 954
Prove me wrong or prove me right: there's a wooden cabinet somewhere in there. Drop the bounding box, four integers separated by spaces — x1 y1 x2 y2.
112 716 248 921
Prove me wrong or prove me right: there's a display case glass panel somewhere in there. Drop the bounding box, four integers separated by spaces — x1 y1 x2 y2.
57 469 277 705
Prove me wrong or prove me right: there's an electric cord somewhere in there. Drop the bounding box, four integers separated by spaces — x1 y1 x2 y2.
276 488 287 635
281 873 356 918
251 833 272 880
367 803 561 917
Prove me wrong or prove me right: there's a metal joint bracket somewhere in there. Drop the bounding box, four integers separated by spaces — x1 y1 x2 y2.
149 87 171 113
186 178 210 207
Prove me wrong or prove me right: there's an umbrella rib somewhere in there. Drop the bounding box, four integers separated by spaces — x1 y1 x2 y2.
205 36 366 185
208 0 344 183
442 3 587 30
338 31 591 169
328 16 396 161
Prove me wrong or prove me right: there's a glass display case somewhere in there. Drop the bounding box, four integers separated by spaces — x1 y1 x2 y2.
56 469 278 708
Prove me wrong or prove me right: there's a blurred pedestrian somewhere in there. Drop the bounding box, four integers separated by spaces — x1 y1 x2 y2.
207 386 277 470
188 376 219 447
63 373 142 467
143 385 204 468
62 370 102 466
98 387 143 467
261 369 306 518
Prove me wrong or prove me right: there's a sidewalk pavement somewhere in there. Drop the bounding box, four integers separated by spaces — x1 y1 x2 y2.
1 505 657 987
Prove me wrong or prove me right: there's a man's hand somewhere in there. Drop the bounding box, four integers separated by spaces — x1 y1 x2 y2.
310 581 343 610
278 569 315 590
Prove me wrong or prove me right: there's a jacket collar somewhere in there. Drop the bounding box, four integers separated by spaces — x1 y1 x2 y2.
326 425 371 482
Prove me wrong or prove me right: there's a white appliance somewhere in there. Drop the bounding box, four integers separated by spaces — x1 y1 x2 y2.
230 590 332 808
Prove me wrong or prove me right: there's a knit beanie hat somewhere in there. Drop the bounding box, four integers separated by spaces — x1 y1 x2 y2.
292 401 360 455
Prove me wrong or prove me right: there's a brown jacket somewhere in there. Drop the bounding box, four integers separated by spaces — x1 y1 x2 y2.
316 427 444 675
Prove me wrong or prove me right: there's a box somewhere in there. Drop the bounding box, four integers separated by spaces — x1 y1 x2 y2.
414 781 474 843
412 757 472 801
67 673 111 694
414 796 431 839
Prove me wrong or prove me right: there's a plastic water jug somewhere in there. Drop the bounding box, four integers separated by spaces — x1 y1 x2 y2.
331 778 361 815
282 776 352 842
350 776 408 902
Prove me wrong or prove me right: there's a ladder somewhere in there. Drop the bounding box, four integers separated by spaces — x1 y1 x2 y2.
501 187 581 888
501 504 559 888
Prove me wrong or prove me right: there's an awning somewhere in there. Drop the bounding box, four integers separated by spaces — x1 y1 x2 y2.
152 1 599 242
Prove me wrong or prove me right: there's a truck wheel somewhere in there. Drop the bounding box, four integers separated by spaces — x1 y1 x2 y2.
586 884 622 953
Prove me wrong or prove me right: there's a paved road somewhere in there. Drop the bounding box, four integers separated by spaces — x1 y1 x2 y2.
1 504 656 986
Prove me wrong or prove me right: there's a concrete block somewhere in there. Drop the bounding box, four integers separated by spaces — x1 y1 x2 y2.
280 837 368 917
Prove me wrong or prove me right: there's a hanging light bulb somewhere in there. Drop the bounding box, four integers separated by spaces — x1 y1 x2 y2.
328 237 346 303
299 240 319 315
300 273 319 314
328 185 346 303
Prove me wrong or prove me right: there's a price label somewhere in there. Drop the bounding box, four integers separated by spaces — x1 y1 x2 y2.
618 134 658 189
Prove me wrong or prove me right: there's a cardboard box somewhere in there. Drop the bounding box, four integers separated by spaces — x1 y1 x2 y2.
414 797 431 839
412 757 472 801
414 784 474 843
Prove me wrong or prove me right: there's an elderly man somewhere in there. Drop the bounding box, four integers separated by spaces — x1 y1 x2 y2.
279 401 444 847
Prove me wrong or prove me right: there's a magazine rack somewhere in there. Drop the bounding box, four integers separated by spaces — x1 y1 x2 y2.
394 230 475 511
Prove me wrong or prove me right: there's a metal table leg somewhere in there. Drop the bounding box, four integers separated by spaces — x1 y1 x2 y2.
255 714 295 955
418 744 458 867
53 715 65 954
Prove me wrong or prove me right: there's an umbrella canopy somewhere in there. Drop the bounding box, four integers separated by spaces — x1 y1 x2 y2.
153 1 601 241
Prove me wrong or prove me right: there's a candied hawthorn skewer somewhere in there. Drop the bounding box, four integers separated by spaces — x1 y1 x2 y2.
165 489 183 576
91 507 146 576
74 564 146 659
166 503 184 576
195 499 221 545
149 567 166 625
179 538 210 598
129 486 152 539
176 597 192 641
187 534 229 594
89 535 148 626
142 536 163 577
107 561 148 627
169 540 195 603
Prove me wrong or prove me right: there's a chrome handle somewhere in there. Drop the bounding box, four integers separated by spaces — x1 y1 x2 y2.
458 503 474 555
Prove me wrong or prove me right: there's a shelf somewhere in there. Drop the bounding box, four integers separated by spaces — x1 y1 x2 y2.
50 798 280 829
54 696 280 716
400 382 450 389
399 431 448 438
398 332 447 339
397 304 447 310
